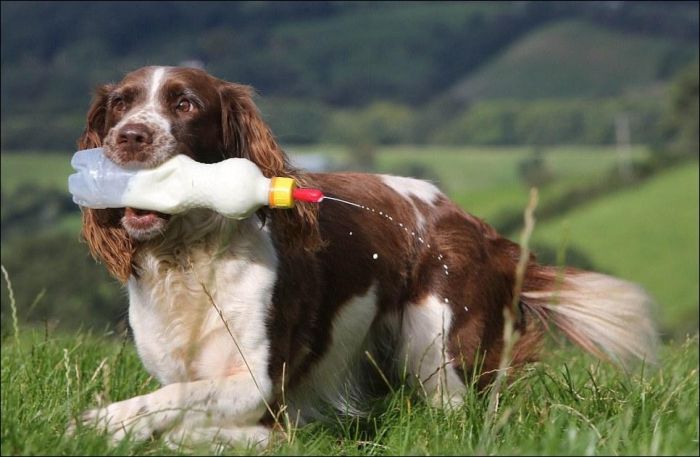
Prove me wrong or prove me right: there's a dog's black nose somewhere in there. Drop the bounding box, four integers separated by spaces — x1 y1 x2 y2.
117 123 153 148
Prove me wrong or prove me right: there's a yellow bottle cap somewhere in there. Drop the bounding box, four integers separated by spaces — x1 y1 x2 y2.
268 177 296 208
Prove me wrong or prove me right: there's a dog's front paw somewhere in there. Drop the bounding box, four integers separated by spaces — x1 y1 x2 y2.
163 425 271 453
70 398 155 443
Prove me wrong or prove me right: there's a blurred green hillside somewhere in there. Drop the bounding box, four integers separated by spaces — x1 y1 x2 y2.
447 19 695 102
1 1 698 150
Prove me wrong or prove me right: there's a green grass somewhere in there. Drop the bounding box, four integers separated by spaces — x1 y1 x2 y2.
532 163 699 336
0 152 75 193
2 328 698 455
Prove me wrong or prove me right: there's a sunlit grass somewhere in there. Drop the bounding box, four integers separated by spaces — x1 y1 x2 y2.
1 328 697 455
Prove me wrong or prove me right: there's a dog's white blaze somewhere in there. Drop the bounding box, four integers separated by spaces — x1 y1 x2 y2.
103 66 177 166
148 67 166 107
288 285 379 421
129 66 171 133
400 295 465 406
115 66 171 130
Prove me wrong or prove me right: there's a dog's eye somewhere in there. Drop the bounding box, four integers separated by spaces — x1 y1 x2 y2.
176 99 193 113
113 98 126 113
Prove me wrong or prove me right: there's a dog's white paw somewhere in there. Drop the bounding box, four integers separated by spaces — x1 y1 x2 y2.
70 397 157 443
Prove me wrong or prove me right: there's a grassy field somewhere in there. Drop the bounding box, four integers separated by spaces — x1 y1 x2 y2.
0 152 75 193
376 145 651 222
1 328 697 455
289 144 651 222
532 163 699 336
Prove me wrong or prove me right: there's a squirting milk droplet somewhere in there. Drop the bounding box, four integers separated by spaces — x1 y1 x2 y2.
372 253 379 260
464 306 469 312
443 264 448 269
445 271 449 276
444 298 449 303
399 223 403 227
349 231 353 236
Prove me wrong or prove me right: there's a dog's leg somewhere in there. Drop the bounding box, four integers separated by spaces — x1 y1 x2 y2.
400 295 465 407
76 372 272 443
163 424 271 452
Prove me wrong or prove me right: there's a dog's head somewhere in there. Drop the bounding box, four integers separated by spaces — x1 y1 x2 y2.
78 66 320 282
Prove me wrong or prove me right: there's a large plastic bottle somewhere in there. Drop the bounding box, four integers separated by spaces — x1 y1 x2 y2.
68 148 323 219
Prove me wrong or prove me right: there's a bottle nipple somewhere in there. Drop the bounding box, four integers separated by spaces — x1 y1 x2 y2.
268 177 324 208
292 187 324 203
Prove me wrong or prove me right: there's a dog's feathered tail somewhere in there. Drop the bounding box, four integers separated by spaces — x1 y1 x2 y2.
521 266 658 368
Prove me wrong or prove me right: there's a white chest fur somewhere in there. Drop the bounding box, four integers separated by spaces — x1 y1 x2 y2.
127 217 277 386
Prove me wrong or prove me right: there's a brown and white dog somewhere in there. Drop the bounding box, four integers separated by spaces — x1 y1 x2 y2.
74 66 657 449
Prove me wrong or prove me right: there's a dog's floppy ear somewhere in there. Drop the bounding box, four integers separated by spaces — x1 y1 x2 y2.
218 83 286 175
77 84 136 283
78 84 113 150
82 208 136 284
219 82 322 253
